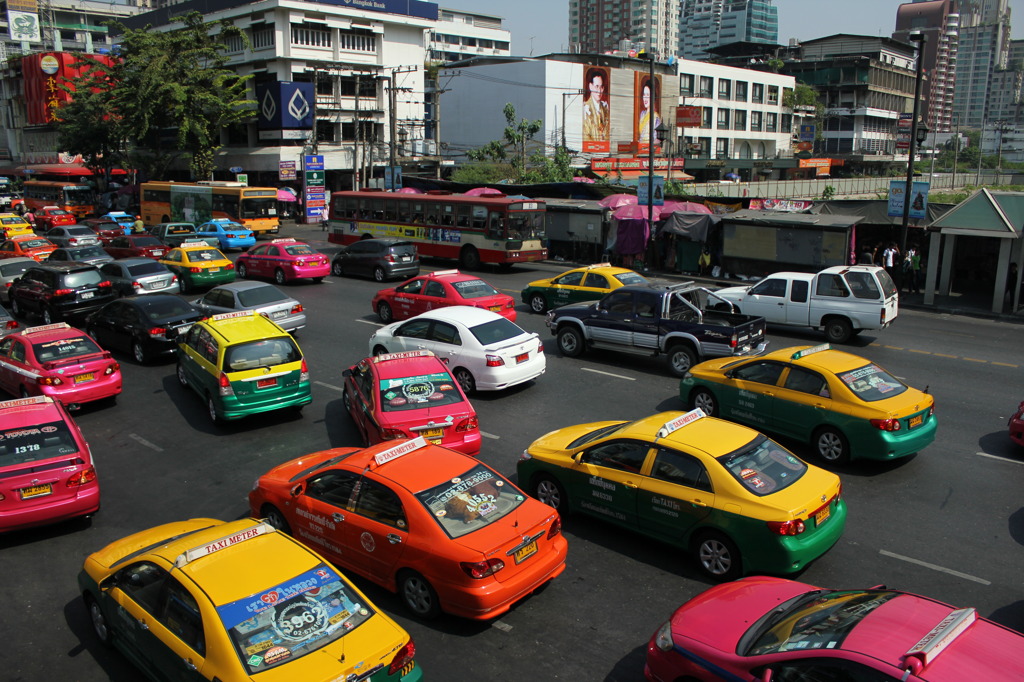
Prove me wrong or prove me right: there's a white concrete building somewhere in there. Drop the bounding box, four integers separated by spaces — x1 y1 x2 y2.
427 8 510 64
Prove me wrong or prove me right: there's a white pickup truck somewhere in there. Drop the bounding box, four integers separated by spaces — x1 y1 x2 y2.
712 265 899 343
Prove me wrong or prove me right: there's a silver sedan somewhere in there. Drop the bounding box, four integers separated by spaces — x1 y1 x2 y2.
192 280 306 333
44 225 101 247
98 258 181 296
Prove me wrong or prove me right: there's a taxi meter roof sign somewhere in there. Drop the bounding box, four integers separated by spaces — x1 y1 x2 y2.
373 436 428 466
656 408 707 439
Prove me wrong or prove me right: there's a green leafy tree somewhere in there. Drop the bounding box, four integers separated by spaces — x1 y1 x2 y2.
56 11 255 182
465 103 542 182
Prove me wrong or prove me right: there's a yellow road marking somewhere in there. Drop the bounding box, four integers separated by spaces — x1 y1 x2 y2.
908 349 931 355
883 345 904 350
992 361 1019 368
933 353 957 358
962 357 987 363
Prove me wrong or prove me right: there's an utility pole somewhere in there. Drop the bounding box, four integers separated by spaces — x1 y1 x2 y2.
385 66 416 179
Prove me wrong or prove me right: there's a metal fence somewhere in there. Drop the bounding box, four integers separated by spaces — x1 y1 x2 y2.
676 173 1020 200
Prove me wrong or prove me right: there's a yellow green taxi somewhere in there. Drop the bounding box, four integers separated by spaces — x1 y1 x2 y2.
176 311 311 423
78 518 421 682
517 409 845 581
0 213 34 238
159 239 236 294
680 344 938 465
521 263 648 313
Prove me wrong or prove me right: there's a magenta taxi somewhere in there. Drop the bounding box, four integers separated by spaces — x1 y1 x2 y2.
0 323 121 407
0 395 99 532
1010 400 1024 447
645 576 1024 682
235 238 330 284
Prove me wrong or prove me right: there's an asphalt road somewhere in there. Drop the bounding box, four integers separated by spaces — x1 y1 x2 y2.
3 227 1023 681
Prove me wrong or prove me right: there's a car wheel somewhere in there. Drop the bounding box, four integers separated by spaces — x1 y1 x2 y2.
274 269 286 285
373 266 386 283
261 505 292 535
42 306 57 325
176 362 189 388
372 345 389 357
556 326 585 358
207 395 221 424
237 263 248 278
10 297 23 318
85 594 112 647
824 317 853 344
667 344 697 377
332 261 344 277
529 294 548 314
377 301 394 324
814 426 850 465
399 571 441 620
690 388 718 417
532 475 567 512
131 339 148 365
459 245 481 270
453 367 476 394
694 531 742 582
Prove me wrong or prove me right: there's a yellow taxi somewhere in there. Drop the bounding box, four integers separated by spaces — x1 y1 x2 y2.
159 239 235 294
520 262 649 313
78 518 421 682
518 409 845 581
0 213 35 239
176 310 311 423
680 344 938 464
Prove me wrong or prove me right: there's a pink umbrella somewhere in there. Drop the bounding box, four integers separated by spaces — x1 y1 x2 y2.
598 193 638 209
612 204 666 221
661 200 712 214
396 187 423 194
464 187 506 197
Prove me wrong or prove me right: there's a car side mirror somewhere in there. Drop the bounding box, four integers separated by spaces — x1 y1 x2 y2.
572 452 584 464
289 483 303 497
342 369 352 378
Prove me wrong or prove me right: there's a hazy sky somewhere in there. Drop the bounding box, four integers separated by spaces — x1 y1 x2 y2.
447 0 1024 56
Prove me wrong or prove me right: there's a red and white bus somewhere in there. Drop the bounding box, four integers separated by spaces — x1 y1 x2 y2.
326 190 547 269
22 180 95 218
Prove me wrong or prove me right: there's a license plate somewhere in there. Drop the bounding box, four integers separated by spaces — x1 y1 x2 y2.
20 483 52 499
151 281 167 289
815 506 831 526
74 373 95 384
513 540 538 564
153 251 163 257
516 353 529 364
489 306 502 312
81 291 94 299
210 267 221 273
909 415 923 428
401 256 411 262
271 311 286 319
256 377 277 388
423 428 444 439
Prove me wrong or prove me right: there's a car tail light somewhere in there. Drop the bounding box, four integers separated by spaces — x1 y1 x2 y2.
98 280 112 288
226 233 236 238
226 262 235 270
928 402 935 417
295 259 305 267
4 282 10 288
455 415 478 432
460 558 505 579
767 519 805 536
171 276 178 283
485 354 503 367
547 515 562 539
729 333 738 349
291 303 303 314
131 281 143 290
218 372 233 396
869 418 901 431
506 301 514 308
66 466 96 487
148 327 166 338
104 362 119 375
381 428 405 440
69 238 79 245
880 309 887 325
189 266 202 273
51 288 73 297
386 253 397 263
4 319 17 330
387 640 416 676
537 341 544 353
300 358 309 382
38 376 64 386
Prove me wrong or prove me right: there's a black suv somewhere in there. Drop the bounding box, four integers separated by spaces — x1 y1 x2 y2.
9 262 117 324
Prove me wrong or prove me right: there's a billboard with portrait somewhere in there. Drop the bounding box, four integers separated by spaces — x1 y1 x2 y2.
582 66 610 153
634 72 662 152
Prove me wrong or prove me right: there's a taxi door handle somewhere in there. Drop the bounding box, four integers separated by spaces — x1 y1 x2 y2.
387 533 403 544
332 512 344 523
763 391 774 397
183 658 197 671
623 481 638 489
138 620 149 631
690 499 708 508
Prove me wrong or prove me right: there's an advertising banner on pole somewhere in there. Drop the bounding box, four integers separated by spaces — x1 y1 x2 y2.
887 179 929 219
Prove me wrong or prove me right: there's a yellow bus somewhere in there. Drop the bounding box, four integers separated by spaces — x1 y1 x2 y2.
140 181 280 235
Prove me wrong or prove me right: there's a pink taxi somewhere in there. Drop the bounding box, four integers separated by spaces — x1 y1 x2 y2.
0 395 99 532
645 576 1024 682
235 237 330 284
0 323 121 407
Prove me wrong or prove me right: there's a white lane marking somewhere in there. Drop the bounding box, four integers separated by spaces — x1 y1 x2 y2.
356 319 384 327
480 431 500 440
315 381 344 392
130 433 164 452
879 549 991 585
581 367 636 381
491 620 513 632
976 451 1024 465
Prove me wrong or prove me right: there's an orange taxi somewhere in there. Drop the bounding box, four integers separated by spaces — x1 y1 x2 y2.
250 437 568 620
0 235 57 262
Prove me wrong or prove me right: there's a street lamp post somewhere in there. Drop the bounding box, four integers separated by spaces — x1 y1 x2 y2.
656 121 671 184
900 31 927 254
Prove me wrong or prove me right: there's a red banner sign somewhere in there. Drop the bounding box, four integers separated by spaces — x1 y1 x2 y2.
676 106 701 127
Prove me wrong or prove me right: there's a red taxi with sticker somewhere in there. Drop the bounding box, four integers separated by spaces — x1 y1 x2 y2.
250 436 568 620
0 395 99 532
235 238 330 284
644 576 1024 682
343 350 480 456
0 234 58 262
371 269 517 324
0 323 121 407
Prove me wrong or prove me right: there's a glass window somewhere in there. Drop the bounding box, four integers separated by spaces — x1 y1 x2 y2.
306 470 361 506
429 321 461 345
791 280 809 303
613 271 646 286
353 479 406 529
396 279 425 295
733 110 747 130
783 367 831 397
701 107 713 129
396 319 431 339
160 581 205 655
752 83 764 103
423 280 446 298
236 286 289 306
815 274 849 298
115 562 167 614
716 138 729 157
583 439 649 472
836 364 908 402
415 464 525 539
767 85 779 104
717 109 730 129
750 278 787 297
467 318 524 345
679 73 694 95
554 271 584 286
0 418 79 466
451 279 498 298
651 447 712 491
717 435 807 496
735 81 748 101
223 337 301 371
718 79 731 99
844 272 881 300
582 273 609 289
601 291 633 314
32 335 103 363
699 76 713 97
733 361 785 385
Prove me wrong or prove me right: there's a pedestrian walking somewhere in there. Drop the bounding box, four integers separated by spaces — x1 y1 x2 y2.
319 206 329 231
23 209 35 226
905 246 922 294
882 242 901 289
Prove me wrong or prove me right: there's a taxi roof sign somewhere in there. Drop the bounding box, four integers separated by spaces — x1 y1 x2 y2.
0 395 53 408
586 262 612 269
373 350 435 363
904 607 977 667
270 238 298 244
430 269 461 277
657 408 707 439
23 322 72 335
791 344 830 360
175 521 274 567
210 310 257 322
181 239 212 246
373 436 428 466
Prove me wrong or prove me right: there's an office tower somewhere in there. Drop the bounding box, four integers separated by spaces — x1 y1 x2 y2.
679 0 779 61
952 0 1012 128
569 0 681 57
894 0 960 133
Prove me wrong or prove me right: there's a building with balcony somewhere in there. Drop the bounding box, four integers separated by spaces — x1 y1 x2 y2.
953 0 1013 129
568 0 679 58
427 9 510 64
893 0 959 133
678 0 778 61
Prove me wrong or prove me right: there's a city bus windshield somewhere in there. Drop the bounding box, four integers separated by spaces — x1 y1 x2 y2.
240 197 278 219
508 211 545 240
64 188 94 206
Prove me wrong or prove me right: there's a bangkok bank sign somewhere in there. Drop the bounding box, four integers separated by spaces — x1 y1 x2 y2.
22 52 116 126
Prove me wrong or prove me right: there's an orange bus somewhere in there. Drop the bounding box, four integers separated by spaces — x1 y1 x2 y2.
327 190 547 269
22 180 95 218
139 181 280 235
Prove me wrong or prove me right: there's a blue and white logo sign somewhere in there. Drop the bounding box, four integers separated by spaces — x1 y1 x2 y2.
256 82 315 130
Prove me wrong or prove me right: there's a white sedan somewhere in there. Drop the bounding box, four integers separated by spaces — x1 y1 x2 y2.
368 306 545 393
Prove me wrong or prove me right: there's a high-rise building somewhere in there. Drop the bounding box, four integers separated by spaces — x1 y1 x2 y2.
569 0 680 58
952 0 1012 128
893 1 960 133
679 0 778 61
